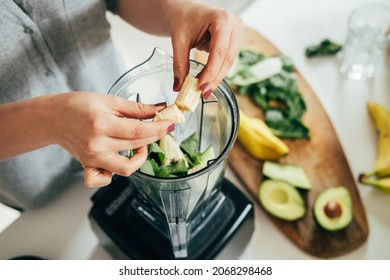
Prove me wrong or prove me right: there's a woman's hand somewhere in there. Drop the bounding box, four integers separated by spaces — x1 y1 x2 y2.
168 2 243 97
117 0 243 97
0 92 172 188
49 92 173 188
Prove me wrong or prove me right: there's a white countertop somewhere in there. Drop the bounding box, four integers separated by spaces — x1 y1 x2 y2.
1 0 390 260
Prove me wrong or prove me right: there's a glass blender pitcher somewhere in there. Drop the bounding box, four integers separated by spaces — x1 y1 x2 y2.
106 48 241 259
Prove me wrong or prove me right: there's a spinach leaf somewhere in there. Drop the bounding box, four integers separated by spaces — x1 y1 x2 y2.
305 39 342 58
139 132 215 178
229 50 310 139
147 142 165 165
166 159 189 176
239 50 266 65
180 132 200 156
149 158 176 178
185 152 202 168
279 55 295 72
266 118 310 139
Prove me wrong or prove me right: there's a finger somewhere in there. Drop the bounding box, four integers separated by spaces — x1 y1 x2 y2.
106 117 174 140
83 167 113 188
109 134 170 152
197 25 231 93
83 121 174 155
111 97 167 119
98 146 148 177
171 31 191 91
209 23 243 89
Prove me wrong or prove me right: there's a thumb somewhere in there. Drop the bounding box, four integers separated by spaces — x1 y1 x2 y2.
172 33 191 91
114 98 167 119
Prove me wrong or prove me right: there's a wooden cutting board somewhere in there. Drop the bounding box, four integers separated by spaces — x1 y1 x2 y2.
196 27 369 258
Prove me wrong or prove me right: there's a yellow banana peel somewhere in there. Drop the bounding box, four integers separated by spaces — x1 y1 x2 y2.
359 102 390 193
367 102 390 178
237 110 289 160
359 173 390 193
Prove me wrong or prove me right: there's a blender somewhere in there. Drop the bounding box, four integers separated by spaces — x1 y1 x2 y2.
89 48 254 259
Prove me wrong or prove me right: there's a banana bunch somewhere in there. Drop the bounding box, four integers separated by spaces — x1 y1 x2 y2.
238 110 289 160
358 101 390 192
153 75 202 123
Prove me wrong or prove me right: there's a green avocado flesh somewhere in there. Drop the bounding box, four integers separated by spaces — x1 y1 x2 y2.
258 180 306 221
313 186 353 231
263 161 311 190
199 145 215 166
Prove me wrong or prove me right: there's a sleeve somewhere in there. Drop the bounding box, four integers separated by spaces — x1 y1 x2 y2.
106 0 118 14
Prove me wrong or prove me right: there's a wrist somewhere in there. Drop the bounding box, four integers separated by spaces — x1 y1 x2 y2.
0 94 60 159
161 0 190 29
30 94 59 146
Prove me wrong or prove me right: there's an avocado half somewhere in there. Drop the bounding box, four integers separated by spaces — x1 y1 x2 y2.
313 186 353 231
258 179 306 221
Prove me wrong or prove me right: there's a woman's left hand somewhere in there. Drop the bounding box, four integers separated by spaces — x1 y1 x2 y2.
168 2 243 97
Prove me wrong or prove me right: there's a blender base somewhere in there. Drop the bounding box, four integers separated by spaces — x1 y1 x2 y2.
89 175 254 260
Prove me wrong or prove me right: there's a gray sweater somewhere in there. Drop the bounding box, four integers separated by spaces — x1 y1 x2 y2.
0 0 125 209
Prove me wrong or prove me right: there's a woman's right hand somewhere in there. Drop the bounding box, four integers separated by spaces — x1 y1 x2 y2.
49 92 173 188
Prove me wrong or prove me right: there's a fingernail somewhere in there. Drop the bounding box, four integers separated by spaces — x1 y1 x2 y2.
154 102 167 107
154 102 167 106
203 89 212 100
167 123 176 133
173 78 180 91
199 82 209 92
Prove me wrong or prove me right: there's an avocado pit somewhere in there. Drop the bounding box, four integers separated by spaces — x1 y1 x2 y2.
324 200 342 218
313 186 353 231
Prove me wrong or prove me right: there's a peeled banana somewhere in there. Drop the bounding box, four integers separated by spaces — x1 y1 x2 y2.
153 74 202 123
237 110 289 160
175 75 202 112
359 101 390 191
159 134 189 167
153 103 185 123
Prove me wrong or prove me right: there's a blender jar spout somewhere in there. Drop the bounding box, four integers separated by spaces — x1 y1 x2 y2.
160 184 191 259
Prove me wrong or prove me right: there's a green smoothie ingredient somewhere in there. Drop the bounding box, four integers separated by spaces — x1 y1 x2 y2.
136 132 215 178
262 161 311 190
258 180 306 221
313 186 353 231
305 39 342 58
227 50 310 139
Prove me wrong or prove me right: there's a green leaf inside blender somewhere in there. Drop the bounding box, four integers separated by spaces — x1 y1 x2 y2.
147 142 165 165
180 131 200 155
136 132 215 178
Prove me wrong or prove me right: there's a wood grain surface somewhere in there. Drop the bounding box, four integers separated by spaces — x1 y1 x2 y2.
197 27 369 258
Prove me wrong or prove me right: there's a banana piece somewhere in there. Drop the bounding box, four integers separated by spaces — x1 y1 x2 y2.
238 110 289 160
367 102 390 178
153 74 202 123
159 134 189 167
175 75 202 112
153 103 185 123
